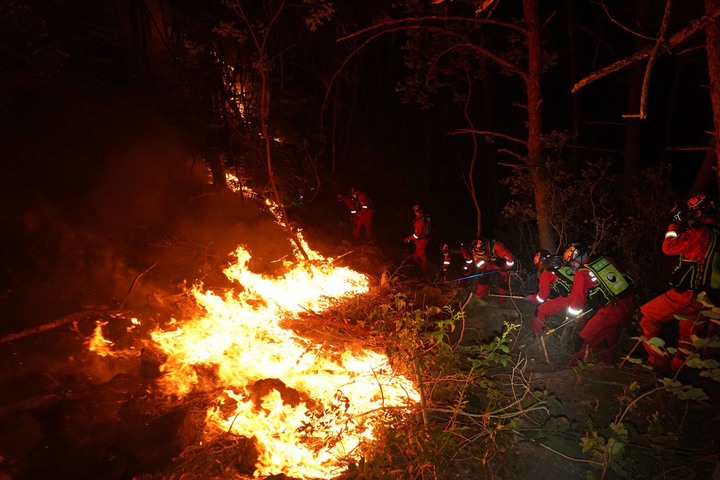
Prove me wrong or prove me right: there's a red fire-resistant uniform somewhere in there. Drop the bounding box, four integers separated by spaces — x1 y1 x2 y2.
639 223 712 371
340 195 356 215
405 214 429 271
339 191 374 242
460 243 474 276
472 241 515 301
529 270 571 336
441 245 452 273
350 190 374 241
567 256 635 364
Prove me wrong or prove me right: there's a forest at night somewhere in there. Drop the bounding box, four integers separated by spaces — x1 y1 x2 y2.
1 1 719 479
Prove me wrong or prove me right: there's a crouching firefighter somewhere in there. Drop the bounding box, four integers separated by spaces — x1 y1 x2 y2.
639 193 720 372
563 243 635 365
526 250 575 337
470 237 515 303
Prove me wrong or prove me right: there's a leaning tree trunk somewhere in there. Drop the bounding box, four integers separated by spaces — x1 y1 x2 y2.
706 0 720 190
524 0 556 252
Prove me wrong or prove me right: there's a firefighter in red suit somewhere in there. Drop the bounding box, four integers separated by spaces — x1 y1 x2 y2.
404 204 429 272
349 187 374 241
639 193 719 372
460 242 474 277
526 250 574 337
440 244 452 277
470 237 515 302
563 243 635 365
337 187 374 242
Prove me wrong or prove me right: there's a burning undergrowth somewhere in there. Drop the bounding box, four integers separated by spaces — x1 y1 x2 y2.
89 191 421 480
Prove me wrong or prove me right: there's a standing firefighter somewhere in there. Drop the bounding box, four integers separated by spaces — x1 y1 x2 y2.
337 187 374 242
525 249 575 337
563 243 635 365
470 237 515 302
639 193 720 372
404 204 430 272
349 187 374 242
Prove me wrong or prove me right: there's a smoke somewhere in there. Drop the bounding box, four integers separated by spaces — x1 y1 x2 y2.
0 96 290 330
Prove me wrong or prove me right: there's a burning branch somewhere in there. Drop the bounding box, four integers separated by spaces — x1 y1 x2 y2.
0 309 109 345
117 262 157 310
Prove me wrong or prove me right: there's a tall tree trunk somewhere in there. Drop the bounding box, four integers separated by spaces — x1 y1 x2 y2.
524 0 556 252
706 0 720 190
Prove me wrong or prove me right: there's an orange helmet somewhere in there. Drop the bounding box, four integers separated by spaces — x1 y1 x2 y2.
471 238 487 255
533 249 551 268
686 193 707 211
563 243 588 264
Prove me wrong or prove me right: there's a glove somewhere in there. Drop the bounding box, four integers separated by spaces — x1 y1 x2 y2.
670 206 687 225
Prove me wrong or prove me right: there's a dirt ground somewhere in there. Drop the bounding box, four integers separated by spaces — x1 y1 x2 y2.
454 292 720 480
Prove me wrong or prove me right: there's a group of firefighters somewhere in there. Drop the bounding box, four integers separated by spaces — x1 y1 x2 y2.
449 192 718 372
338 187 719 373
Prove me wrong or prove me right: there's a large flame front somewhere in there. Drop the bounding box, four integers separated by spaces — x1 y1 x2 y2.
145 197 419 478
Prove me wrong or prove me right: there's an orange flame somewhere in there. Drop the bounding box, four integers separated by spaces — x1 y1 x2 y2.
143 190 420 478
88 320 113 357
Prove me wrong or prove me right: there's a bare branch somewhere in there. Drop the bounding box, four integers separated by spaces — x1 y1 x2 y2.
450 129 528 147
320 22 525 160
598 0 656 41
337 15 528 44
572 7 720 93
497 148 527 163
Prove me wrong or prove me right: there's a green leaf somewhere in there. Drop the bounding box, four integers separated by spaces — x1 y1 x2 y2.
702 359 720 369
609 438 625 456
696 291 714 307
691 335 720 349
674 387 709 402
647 337 665 347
